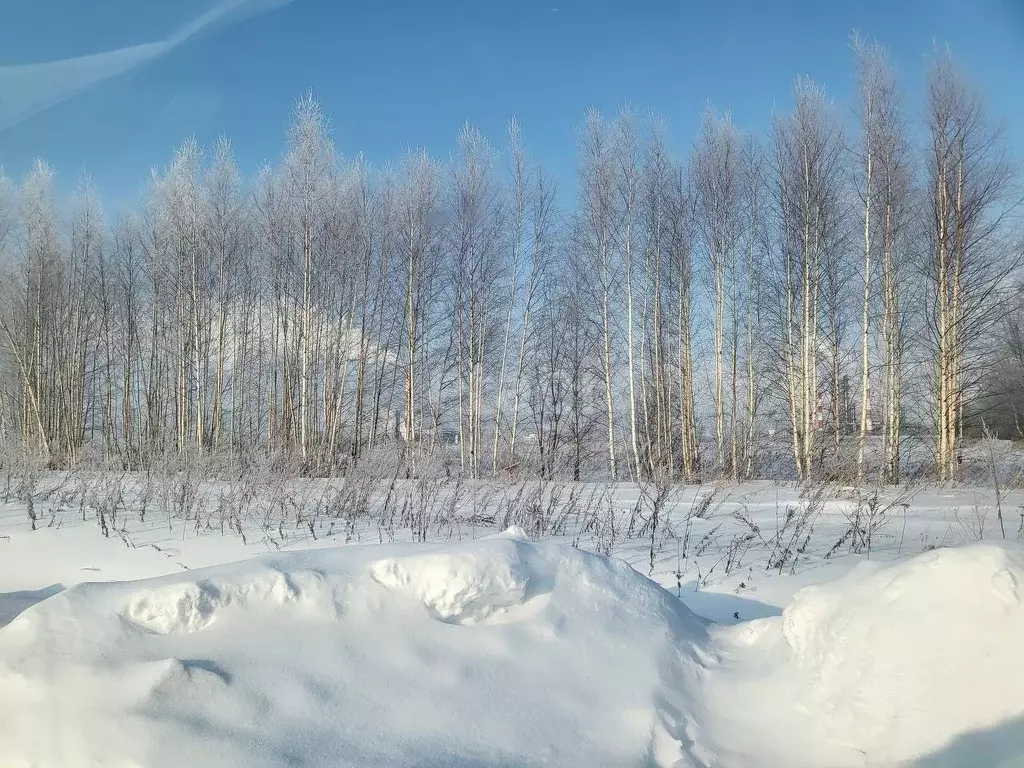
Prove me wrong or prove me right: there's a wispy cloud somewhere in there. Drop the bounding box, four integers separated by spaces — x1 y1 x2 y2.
0 0 295 131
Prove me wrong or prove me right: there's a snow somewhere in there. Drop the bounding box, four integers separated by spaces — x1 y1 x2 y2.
0 530 708 767
699 542 1024 767
3 481 1024 766
779 544 1024 763
368 536 546 625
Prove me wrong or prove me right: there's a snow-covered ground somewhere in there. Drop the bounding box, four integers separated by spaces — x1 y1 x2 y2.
2 476 1024 766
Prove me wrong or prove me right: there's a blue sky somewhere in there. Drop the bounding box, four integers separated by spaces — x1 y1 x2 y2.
1 0 1022 207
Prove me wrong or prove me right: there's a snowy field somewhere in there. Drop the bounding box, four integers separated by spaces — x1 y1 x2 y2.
2 473 1024 766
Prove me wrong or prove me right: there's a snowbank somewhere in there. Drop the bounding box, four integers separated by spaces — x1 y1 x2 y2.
780 543 1024 764
701 542 1024 767
0 530 708 767
4 530 1024 767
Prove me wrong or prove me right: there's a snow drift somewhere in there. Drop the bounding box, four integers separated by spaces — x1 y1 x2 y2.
779 543 1024 764
0 530 708 767
702 542 1024 767
3 534 1024 767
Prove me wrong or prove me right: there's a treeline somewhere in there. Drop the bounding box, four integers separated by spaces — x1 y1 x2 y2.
0 38 1019 483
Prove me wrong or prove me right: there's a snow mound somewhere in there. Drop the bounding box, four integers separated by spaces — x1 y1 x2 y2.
369 537 551 624
9 530 1021 767
0 533 708 768
123 569 337 634
779 543 1024 763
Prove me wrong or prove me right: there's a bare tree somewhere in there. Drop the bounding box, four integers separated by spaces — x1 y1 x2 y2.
447 124 506 477
692 107 744 478
202 138 248 454
507 156 557 469
639 120 678 476
770 80 848 480
395 152 443 455
925 50 1019 479
576 109 621 477
852 34 915 483
0 52 1013 486
670 169 700 479
612 110 645 480
738 135 770 477
280 94 337 464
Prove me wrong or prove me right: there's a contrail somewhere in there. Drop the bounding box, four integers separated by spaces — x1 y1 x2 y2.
0 0 295 131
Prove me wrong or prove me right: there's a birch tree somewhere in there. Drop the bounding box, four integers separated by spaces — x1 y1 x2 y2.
202 138 248 453
692 108 743 477
396 152 443 453
448 124 506 477
738 135 770 477
576 109 620 477
508 156 557 468
670 169 700 479
612 110 644 479
852 34 914 482
925 50 1018 479
771 80 847 480
280 94 337 464
639 121 678 476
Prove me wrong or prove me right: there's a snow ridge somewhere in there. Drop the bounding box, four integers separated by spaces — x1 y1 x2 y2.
2 534 1024 766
